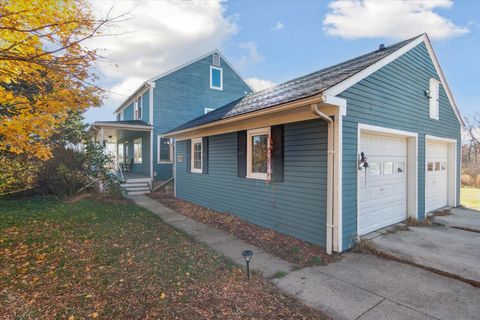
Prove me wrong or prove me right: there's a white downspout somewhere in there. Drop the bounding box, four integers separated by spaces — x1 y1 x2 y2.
311 103 334 255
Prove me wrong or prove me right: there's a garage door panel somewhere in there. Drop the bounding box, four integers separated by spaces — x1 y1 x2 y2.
426 141 448 213
358 133 408 235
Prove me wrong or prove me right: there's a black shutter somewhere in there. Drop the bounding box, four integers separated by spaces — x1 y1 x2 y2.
186 139 191 173
237 131 247 178
202 137 209 174
271 125 284 182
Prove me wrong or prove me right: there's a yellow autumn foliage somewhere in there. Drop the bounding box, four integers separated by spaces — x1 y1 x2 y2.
0 0 105 159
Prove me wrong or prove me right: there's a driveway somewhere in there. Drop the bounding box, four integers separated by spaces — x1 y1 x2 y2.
369 207 480 284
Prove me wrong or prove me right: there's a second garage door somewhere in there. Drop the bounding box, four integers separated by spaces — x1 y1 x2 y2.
358 133 408 235
425 141 448 213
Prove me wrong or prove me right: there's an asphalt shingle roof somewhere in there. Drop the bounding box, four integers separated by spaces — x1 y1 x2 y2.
169 36 420 133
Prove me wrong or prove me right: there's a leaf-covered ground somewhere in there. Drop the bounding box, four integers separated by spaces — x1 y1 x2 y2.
0 197 328 319
148 192 340 268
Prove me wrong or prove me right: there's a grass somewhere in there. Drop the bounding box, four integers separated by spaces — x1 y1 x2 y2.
0 196 326 319
461 187 480 210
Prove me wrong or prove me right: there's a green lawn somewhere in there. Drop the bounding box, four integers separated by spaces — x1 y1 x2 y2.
0 197 325 319
461 187 480 210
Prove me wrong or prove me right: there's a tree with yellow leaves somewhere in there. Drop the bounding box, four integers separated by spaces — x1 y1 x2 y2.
0 0 115 160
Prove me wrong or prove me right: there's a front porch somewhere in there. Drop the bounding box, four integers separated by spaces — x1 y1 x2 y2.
90 120 154 194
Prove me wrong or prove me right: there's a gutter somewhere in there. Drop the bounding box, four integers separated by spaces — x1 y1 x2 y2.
311 101 335 255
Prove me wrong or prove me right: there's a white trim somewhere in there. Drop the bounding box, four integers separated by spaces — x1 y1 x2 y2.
150 131 153 179
357 123 419 238
334 111 343 252
325 35 425 97
210 66 223 91
425 134 458 210
173 139 177 197
157 135 173 164
133 138 143 164
358 123 418 137
91 122 153 131
429 78 440 120
246 127 271 180
114 49 253 114
322 95 347 116
115 86 150 115
325 34 464 127
204 107 215 114
190 137 203 173
148 82 154 125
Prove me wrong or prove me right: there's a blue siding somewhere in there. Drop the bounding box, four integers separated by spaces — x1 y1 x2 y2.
152 55 252 180
176 119 328 246
118 131 150 176
123 102 134 121
141 90 149 123
340 43 461 250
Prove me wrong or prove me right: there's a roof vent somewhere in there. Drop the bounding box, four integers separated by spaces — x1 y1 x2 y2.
379 43 385 50
212 53 221 67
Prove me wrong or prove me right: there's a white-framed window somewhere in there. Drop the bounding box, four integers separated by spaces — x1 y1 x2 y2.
158 136 173 163
246 127 270 180
191 138 203 173
134 96 142 120
429 78 440 120
133 138 142 164
210 66 223 90
204 107 215 114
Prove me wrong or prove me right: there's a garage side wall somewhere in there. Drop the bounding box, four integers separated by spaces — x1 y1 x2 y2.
175 119 328 246
339 42 461 250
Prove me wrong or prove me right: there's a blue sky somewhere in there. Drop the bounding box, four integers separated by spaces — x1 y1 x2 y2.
84 0 480 123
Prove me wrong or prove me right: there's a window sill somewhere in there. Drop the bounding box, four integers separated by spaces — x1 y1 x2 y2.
246 173 268 180
158 161 172 164
209 86 223 91
191 169 202 174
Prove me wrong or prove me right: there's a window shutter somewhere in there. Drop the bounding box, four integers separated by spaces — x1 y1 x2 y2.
202 137 209 174
186 140 191 173
237 131 247 178
271 125 284 182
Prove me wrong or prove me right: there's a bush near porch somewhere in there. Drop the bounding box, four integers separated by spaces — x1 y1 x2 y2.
0 196 326 319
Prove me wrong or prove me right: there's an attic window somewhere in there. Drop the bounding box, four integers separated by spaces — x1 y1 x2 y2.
212 53 221 67
210 66 223 90
134 97 142 120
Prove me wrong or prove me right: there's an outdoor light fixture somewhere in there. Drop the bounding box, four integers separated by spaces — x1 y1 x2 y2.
241 250 253 280
424 89 432 99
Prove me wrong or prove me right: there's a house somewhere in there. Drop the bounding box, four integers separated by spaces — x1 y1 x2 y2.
165 34 463 253
90 51 253 193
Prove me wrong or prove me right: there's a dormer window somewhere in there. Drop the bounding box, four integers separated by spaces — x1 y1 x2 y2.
429 78 440 120
210 66 223 91
134 96 142 120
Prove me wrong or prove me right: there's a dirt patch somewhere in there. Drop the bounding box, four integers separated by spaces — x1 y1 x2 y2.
147 192 340 268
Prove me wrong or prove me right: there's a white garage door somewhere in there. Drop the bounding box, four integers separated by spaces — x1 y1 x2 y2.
425 141 448 213
358 133 407 235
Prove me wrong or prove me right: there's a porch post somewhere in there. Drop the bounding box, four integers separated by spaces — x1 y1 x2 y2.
150 130 154 179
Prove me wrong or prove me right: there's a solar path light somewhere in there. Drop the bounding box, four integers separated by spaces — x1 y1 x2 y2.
241 250 253 280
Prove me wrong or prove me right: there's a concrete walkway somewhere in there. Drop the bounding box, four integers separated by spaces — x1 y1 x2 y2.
131 195 294 278
131 195 480 320
434 207 480 231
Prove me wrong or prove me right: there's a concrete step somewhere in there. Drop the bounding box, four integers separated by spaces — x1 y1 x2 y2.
127 190 151 195
121 182 150 188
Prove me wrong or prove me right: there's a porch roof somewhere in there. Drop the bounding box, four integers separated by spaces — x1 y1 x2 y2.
89 120 153 143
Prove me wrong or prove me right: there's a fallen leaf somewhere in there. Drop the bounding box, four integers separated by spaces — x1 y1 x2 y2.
91 312 98 318
160 292 166 299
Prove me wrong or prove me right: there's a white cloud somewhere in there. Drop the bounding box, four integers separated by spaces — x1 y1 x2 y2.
238 41 264 67
246 77 276 91
323 0 468 40
272 21 285 30
84 0 238 121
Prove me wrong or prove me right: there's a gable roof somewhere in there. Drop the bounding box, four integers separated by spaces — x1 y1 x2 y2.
113 49 253 114
168 34 463 134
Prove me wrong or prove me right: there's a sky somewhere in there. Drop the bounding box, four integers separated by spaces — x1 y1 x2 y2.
84 0 480 124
